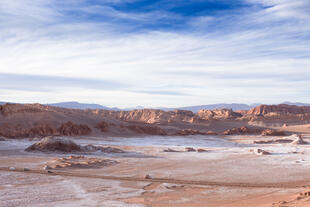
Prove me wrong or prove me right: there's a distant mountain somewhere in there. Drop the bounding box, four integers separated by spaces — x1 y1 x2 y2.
281 101 310 106
48 102 262 112
4 101 310 112
122 105 145 111
175 103 261 113
48 101 120 110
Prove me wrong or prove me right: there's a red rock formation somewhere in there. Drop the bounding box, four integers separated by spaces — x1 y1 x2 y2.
223 126 261 135
58 121 91 136
46 156 118 169
0 103 49 116
0 124 56 138
185 147 196 152
247 104 310 115
261 129 286 136
206 131 218 135
95 108 241 124
175 129 210 136
126 124 167 135
25 136 83 152
197 109 242 120
28 124 58 137
26 137 125 153
0 122 92 138
83 145 125 153
95 121 110 132
2 103 308 138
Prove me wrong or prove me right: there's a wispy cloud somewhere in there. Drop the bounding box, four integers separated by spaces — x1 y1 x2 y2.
0 0 309 107
0 73 128 91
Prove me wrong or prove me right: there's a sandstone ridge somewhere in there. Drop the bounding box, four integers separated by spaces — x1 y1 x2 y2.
1 103 310 138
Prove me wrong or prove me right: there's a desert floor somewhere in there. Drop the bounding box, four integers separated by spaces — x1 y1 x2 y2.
1 128 310 207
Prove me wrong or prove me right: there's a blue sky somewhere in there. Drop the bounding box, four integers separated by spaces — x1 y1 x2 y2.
0 0 310 107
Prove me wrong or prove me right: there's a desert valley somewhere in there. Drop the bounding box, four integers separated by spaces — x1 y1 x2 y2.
1 103 310 206
1 0 310 206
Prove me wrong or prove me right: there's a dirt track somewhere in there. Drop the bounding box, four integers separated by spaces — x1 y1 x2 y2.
1 167 309 189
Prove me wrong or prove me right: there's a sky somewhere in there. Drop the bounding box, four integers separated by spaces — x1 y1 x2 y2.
0 0 310 107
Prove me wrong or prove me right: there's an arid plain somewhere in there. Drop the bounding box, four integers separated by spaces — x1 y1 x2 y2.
1 103 310 207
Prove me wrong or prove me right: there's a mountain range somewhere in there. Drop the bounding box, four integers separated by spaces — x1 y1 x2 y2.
1 101 310 112
47 102 120 111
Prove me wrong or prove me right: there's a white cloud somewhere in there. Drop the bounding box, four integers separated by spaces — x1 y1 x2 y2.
0 0 310 107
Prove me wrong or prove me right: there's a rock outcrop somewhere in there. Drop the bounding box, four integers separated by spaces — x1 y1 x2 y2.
83 145 125 153
58 121 91 136
254 138 292 144
223 126 261 135
28 124 58 137
261 129 286 136
25 136 82 153
174 129 209 136
185 147 196 152
247 104 310 116
95 121 110 132
0 122 92 138
25 136 125 153
197 109 242 120
163 148 182 152
0 124 57 138
3 103 310 139
44 155 118 169
125 124 167 135
197 148 208 152
0 103 48 116
96 109 193 124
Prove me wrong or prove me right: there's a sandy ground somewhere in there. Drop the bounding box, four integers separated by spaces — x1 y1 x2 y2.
2 126 310 206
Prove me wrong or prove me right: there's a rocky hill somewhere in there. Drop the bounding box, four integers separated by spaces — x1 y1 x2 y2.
247 104 310 115
1 103 310 138
48 101 120 110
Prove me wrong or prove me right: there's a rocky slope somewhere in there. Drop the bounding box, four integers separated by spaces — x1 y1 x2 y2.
1 103 310 138
247 104 310 115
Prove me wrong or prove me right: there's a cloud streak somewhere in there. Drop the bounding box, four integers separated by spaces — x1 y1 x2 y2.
0 73 128 92
0 0 310 107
